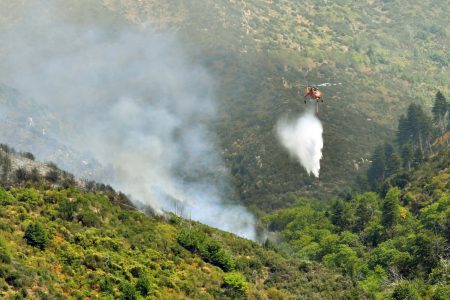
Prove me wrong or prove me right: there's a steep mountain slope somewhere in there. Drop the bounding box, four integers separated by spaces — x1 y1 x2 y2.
0 85 109 181
0 0 448 211
102 0 449 207
0 149 359 299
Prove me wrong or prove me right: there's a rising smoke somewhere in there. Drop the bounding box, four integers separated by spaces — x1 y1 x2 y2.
276 109 323 177
0 2 256 239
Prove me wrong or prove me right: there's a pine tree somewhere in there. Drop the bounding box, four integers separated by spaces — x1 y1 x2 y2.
413 148 424 167
382 187 400 229
397 115 410 145
384 143 394 164
367 145 385 190
354 202 371 232
24 223 49 250
406 104 433 154
386 153 402 177
401 144 413 170
432 91 448 134
330 200 350 230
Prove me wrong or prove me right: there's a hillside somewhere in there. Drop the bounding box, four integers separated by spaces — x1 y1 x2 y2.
0 2 448 299
263 146 450 299
0 85 108 181
0 149 359 299
0 141 448 299
1 0 448 211
102 0 449 205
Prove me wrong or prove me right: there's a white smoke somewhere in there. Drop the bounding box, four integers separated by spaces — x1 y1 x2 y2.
0 2 256 239
276 110 323 177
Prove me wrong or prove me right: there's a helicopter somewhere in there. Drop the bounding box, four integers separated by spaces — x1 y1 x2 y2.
301 82 342 113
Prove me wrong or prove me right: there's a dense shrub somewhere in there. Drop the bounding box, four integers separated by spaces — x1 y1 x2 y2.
120 282 138 300
58 199 79 221
24 223 49 250
178 229 235 272
99 276 115 294
78 210 101 227
20 152 35 160
135 277 151 296
391 281 419 300
222 272 248 298
201 241 235 272
0 238 11 264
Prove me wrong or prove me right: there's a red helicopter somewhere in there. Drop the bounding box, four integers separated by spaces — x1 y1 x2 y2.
303 86 323 103
301 82 342 113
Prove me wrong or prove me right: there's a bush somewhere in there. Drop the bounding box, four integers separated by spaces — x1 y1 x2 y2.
17 189 40 203
222 272 248 298
120 282 138 300
45 170 59 183
391 281 419 300
21 152 35 161
15 168 29 182
99 276 115 294
432 285 450 300
78 210 101 227
0 188 13 205
177 229 206 252
201 241 235 272
129 266 144 278
58 199 79 221
135 277 151 296
0 238 11 264
24 223 49 250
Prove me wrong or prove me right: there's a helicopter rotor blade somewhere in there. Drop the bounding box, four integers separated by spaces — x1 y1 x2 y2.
298 82 342 87
316 82 342 87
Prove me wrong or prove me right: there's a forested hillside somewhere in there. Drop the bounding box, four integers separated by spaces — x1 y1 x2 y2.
106 0 449 207
264 95 450 299
0 2 449 298
1 0 448 210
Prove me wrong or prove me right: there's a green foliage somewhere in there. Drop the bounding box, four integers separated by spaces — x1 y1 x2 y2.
99 276 115 295
58 199 79 221
0 185 358 298
119 282 137 300
201 241 235 272
382 188 401 228
432 285 450 300
391 281 419 300
78 210 101 227
266 145 450 298
23 223 49 250
368 145 386 189
0 238 11 264
177 229 207 253
222 272 248 298
432 91 448 133
135 276 151 296
178 229 235 272
398 103 433 154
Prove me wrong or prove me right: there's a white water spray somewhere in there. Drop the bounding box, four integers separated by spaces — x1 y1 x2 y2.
276 110 323 177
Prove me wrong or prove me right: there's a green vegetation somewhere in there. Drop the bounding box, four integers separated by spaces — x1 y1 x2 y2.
0 174 360 299
23 223 49 250
3 0 449 209
264 102 450 299
0 2 449 298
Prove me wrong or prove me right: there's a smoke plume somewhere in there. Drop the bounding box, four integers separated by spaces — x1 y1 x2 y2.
0 2 255 239
276 110 323 177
